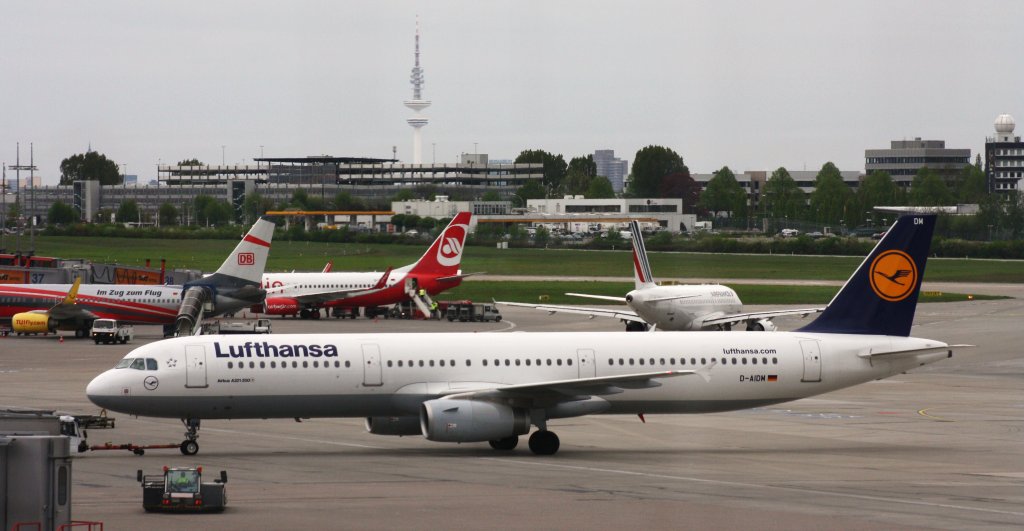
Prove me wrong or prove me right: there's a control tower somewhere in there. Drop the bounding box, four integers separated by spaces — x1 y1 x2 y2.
404 21 431 164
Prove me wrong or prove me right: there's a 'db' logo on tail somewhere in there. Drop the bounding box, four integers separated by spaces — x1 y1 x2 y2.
437 225 467 267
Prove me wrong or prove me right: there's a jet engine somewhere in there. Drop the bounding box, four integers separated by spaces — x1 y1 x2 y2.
365 416 422 436
263 298 300 316
11 312 54 334
420 399 529 443
746 319 777 332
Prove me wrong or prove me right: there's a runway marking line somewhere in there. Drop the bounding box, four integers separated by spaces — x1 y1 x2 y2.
917 408 954 422
480 458 1024 518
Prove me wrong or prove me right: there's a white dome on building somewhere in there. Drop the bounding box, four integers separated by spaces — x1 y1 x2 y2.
994 114 1015 133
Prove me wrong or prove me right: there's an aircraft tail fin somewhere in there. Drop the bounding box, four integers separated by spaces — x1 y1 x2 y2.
629 220 656 289
407 212 472 276
797 214 936 336
211 217 276 285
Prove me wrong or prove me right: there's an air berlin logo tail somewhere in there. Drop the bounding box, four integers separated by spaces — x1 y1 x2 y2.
436 225 467 267
238 252 256 266
869 250 917 302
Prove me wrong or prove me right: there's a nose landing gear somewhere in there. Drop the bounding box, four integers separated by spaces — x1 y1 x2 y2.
180 418 200 455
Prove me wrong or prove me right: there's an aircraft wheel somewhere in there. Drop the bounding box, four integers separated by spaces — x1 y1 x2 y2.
180 440 199 456
75 329 87 338
489 436 518 451
528 430 560 456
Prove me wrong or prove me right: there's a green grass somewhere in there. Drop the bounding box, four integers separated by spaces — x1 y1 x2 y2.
438 281 1005 305
18 235 1024 283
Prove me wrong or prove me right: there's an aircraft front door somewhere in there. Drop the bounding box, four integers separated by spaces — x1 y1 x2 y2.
185 345 208 388
577 349 596 378
800 340 821 382
362 344 383 386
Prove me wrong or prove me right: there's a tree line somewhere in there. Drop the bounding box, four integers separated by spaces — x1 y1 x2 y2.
40 147 1024 240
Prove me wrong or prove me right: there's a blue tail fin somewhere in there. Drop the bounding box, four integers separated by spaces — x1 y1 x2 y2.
797 214 936 336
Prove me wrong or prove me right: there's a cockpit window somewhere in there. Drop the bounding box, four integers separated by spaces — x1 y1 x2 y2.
146 358 158 371
129 358 146 370
115 358 134 369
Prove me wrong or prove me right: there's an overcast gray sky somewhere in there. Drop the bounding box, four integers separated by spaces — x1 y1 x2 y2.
3 0 1022 185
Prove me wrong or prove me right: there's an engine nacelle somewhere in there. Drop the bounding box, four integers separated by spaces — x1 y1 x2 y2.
746 319 777 332
365 416 422 436
263 298 300 315
420 399 529 443
12 312 54 334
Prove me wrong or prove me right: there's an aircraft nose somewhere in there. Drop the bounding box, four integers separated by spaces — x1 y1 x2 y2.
86 371 120 410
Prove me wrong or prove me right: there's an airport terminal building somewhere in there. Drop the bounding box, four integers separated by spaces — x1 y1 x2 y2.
18 155 543 224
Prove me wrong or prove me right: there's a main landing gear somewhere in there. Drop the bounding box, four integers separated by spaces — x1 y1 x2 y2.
489 430 560 455
528 430 560 455
180 418 200 455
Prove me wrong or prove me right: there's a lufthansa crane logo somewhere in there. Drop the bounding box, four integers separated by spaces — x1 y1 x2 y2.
436 225 467 267
143 375 159 391
869 250 918 302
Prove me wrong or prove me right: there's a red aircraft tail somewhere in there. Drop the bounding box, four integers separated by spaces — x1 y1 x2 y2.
406 212 472 276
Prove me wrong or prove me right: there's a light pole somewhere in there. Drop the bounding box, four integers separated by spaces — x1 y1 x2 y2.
221 145 226 166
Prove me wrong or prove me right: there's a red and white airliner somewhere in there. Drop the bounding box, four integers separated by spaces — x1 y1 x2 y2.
257 212 473 319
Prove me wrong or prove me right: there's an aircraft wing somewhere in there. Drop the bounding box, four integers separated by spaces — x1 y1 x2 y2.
494 300 647 324
443 369 707 405
266 267 393 305
700 307 824 328
43 278 98 322
564 292 627 303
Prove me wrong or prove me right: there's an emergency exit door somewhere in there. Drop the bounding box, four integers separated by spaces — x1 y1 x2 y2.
800 340 821 382
577 349 596 378
362 344 383 386
185 345 208 388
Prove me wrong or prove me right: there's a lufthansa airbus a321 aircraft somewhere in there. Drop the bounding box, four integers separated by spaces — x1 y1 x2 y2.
87 215 965 456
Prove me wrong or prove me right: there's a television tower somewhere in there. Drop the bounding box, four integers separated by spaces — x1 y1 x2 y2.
404 20 430 164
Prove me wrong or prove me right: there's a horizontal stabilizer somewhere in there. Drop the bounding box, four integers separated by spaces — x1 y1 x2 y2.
857 343 972 360
436 271 485 283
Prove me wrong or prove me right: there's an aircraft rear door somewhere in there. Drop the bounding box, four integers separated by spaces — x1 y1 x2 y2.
362 344 383 386
185 345 208 388
799 340 821 382
577 349 596 378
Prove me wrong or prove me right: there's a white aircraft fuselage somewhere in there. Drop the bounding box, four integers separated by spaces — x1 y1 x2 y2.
87 331 949 420
625 284 742 331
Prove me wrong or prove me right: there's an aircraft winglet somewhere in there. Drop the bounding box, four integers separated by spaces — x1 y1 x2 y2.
62 277 82 306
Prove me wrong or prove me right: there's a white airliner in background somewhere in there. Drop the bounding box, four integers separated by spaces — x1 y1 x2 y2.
499 220 822 331
87 215 965 456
